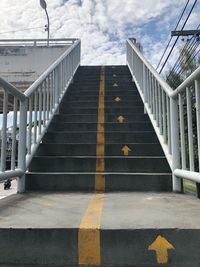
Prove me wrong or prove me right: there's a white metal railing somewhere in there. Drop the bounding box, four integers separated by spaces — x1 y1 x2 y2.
127 39 200 197
0 39 81 192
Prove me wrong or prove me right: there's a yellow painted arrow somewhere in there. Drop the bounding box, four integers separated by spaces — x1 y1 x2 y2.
115 97 121 102
113 83 118 87
148 235 175 264
117 115 125 123
121 145 131 156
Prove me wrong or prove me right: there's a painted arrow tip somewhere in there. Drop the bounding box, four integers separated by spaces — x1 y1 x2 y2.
115 97 121 102
121 145 131 156
148 235 174 264
117 115 125 123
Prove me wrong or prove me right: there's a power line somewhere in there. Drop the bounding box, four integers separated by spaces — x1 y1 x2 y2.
167 23 200 82
159 0 198 74
156 0 190 70
0 26 43 36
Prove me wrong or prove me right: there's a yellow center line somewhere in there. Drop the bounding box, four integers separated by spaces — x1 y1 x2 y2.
78 66 105 266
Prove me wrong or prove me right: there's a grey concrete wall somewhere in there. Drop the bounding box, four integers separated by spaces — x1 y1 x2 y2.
0 45 69 90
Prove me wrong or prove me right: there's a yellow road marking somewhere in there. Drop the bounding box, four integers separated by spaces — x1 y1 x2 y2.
121 145 131 156
78 67 105 266
79 193 104 265
95 67 105 192
148 235 175 264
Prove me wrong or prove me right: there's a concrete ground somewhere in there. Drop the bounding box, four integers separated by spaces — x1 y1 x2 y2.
0 179 17 200
1 192 200 266
0 192 200 229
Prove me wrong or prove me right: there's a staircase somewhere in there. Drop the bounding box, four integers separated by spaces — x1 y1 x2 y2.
26 65 172 192
1 66 200 267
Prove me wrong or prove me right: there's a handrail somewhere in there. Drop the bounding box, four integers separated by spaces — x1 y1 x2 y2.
0 39 81 192
127 38 200 198
25 40 80 97
0 78 27 101
127 39 173 97
171 66 200 98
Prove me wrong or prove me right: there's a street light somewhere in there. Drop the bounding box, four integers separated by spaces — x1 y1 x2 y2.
40 0 50 46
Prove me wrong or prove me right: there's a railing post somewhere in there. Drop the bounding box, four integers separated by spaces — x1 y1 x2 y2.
170 97 182 192
17 98 28 193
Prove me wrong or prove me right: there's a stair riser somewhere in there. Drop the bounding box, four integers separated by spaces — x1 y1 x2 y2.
43 132 158 143
25 174 172 192
59 107 145 114
53 114 149 122
37 144 164 156
29 157 169 172
67 90 139 96
48 123 153 131
0 229 198 266
65 96 142 101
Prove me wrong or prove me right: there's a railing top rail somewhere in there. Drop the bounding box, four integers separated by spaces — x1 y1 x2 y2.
127 39 174 97
0 38 78 47
0 77 27 101
24 39 81 98
171 65 200 98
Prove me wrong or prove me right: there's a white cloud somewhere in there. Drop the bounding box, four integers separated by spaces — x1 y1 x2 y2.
0 0 199 68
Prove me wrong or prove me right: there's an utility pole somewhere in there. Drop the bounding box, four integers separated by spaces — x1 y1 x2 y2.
171 30 200 38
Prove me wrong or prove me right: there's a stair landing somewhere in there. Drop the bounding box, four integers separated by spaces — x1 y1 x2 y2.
0 192 200 266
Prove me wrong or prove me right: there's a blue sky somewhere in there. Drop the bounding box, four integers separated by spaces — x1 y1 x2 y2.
0 0 199 71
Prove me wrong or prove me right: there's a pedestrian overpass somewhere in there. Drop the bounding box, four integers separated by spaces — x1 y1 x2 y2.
0 38 200 266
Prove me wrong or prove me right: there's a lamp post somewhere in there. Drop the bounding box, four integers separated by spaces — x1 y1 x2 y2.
40 0 50 46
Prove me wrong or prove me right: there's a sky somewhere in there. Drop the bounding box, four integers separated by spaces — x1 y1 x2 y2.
0 0 199 70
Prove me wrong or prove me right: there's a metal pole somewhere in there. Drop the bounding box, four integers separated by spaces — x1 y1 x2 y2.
170 97 182 192
17 99 28 193
45 9 50 46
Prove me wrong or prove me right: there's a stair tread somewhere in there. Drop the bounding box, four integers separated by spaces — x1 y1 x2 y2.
0 192 199 229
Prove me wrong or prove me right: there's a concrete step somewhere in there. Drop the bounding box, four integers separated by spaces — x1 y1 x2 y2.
59 107 145 114
53 114 149 122
36 143 164 156
25 173 172 192
60 101 144 108
66 89 139 95
43 131 158 143
1 192 200 266
48 122 153 131
29 156 170 173
65 95 142 102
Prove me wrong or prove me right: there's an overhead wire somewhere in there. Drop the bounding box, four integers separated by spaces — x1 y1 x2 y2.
167 23 200 85
158 0 198 74
156 0 190 70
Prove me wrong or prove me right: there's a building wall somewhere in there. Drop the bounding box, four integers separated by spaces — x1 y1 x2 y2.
0 45 69 90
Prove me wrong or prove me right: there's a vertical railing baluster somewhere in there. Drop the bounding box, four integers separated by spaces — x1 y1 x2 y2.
28 97 33 155
1 90 8 172
195 79 200 171
34 91 38 144
179 94 186 170
186 87 194 171
158 85 162 134
170 96 182 192
38 87 42 135
162 90 167 144
167 96 171 154
11 97 18 170
42 82 46 128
